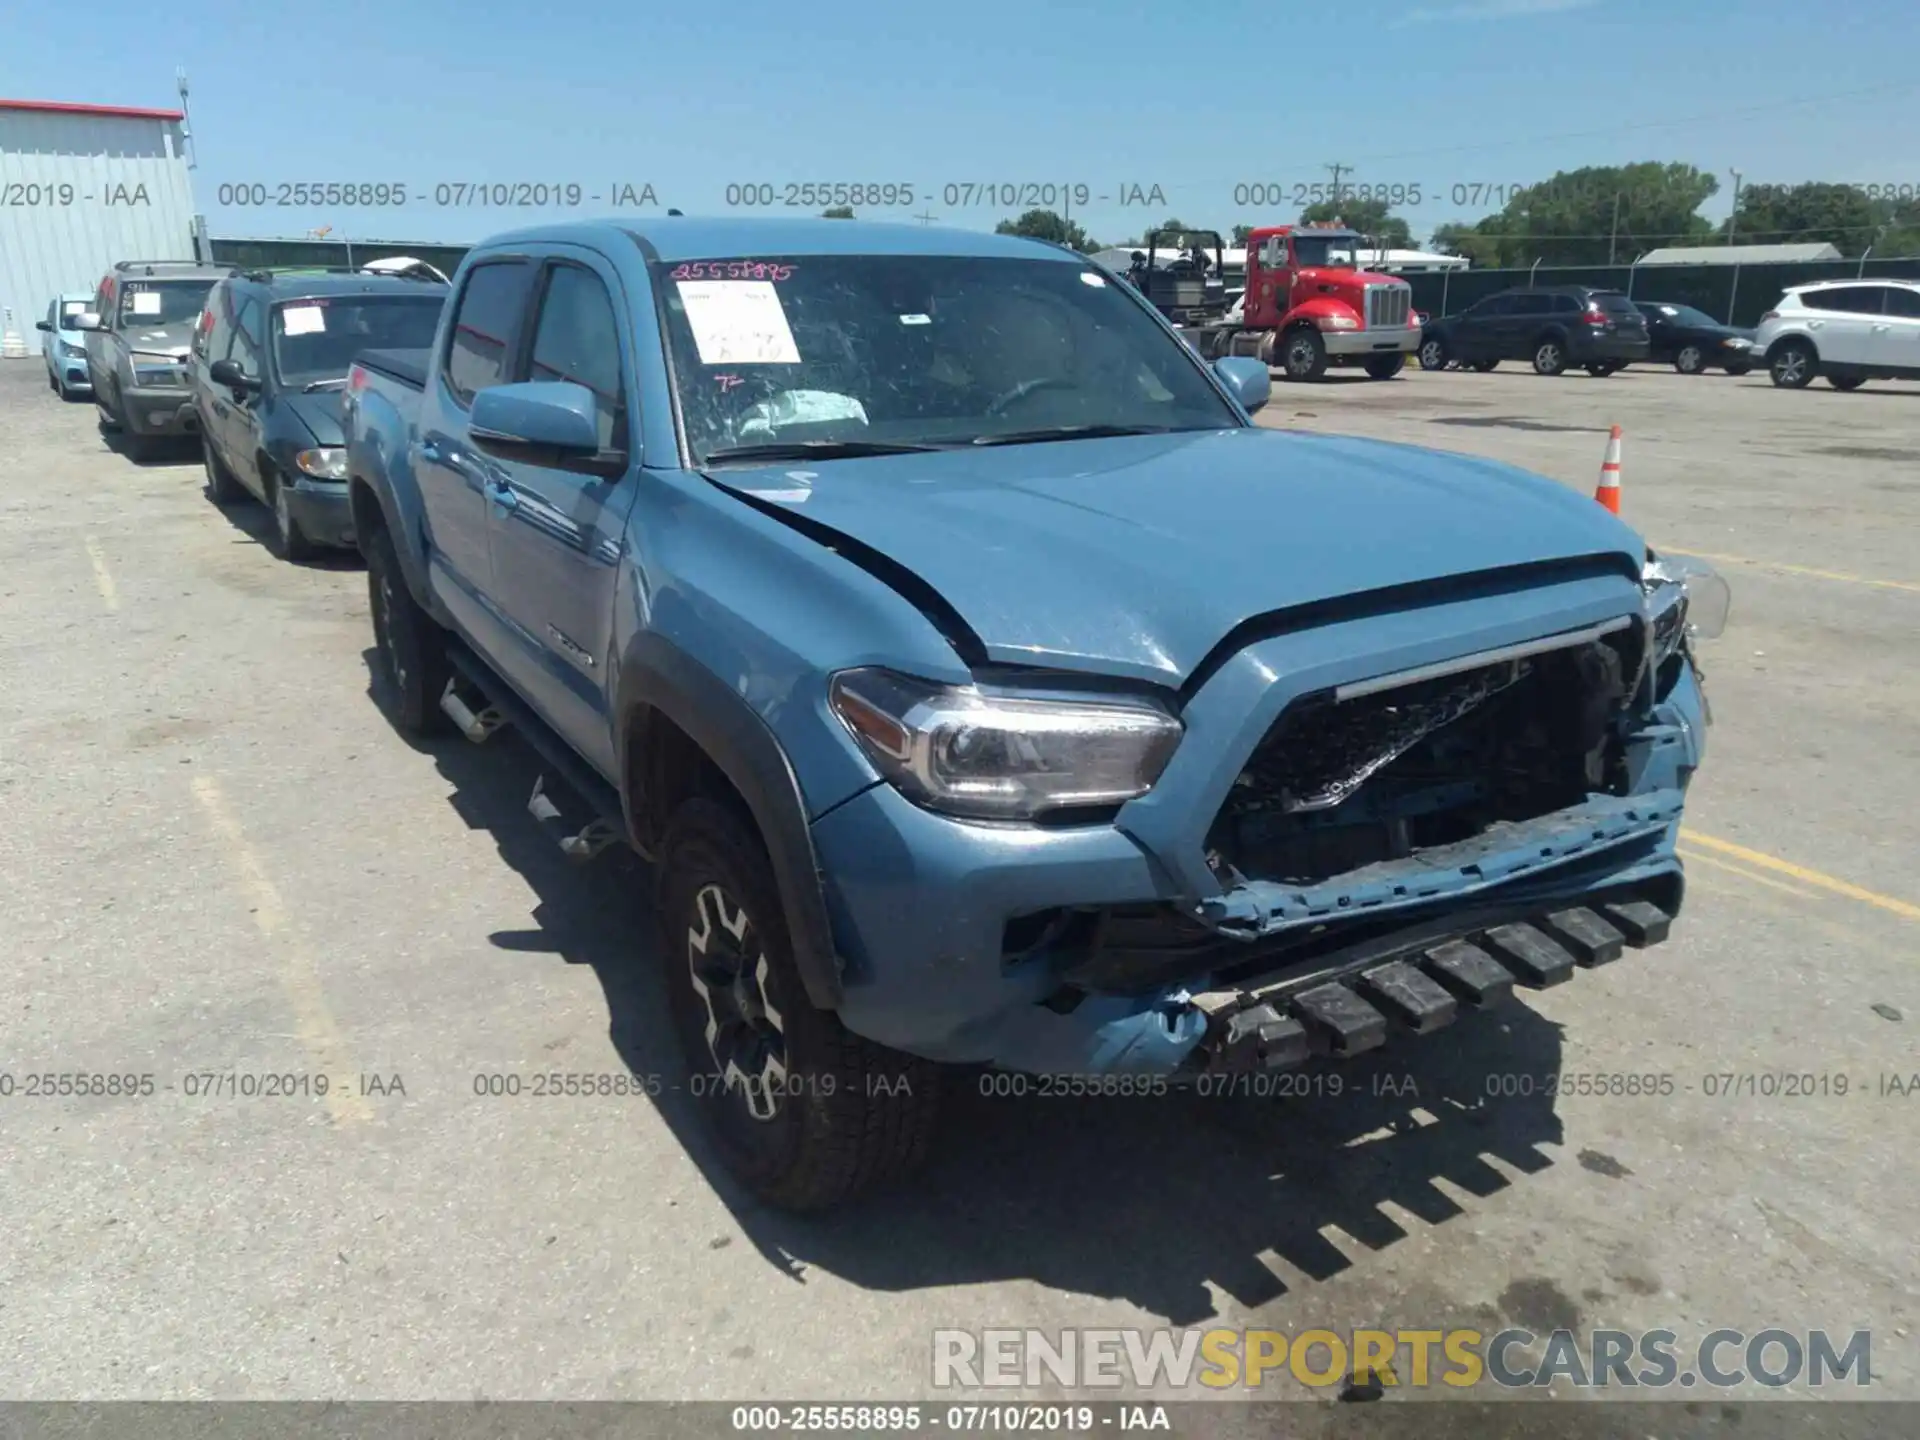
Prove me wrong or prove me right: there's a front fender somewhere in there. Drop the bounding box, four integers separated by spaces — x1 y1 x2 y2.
346 413 434 614
615 631 845 1010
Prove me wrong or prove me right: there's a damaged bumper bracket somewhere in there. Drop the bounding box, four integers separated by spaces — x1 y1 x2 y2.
1194 888 1678 1075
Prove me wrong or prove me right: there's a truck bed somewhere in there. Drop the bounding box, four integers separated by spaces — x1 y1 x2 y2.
354 347 431 390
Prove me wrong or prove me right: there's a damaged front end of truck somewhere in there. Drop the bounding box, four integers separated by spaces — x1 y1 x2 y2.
1026 554 1730 1076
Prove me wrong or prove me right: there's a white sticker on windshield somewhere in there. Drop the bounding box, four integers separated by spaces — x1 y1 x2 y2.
676 280 800 365
1079 271 1107 287
281 305 326 335
899 313 931 325
130 291 162 314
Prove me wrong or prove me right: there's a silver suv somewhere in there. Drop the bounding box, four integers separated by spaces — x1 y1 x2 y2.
1754 279 1920 391
76 259 231 458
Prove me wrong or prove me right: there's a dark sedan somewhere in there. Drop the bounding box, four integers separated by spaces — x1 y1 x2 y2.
1632 301 1756 375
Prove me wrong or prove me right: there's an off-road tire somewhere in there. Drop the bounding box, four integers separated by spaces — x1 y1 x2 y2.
202 436 248 506
364 520 452 735
1363 353 1405 380
660 798 938 1212
1533 335 1568 376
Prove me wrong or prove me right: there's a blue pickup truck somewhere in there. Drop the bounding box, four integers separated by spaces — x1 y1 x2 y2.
342 217 1727 1211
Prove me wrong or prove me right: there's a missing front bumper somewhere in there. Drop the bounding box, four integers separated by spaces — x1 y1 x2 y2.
1188 879 1679 1075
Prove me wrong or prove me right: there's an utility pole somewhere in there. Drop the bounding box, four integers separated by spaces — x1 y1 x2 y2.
175 70 197 169
1727 167 1744 245
1325 162 1351 208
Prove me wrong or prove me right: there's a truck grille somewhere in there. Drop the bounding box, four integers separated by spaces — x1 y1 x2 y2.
1365 285 1411 330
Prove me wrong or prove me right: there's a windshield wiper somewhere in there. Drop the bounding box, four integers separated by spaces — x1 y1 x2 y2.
968 423 1177 447
302 377 349 393
700 439 947 464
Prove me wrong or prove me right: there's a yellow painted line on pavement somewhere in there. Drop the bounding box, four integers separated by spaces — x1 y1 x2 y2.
1677 845 1822 902
1660 546 1920 596
84 535 119 611
1682 829 1920 924
189 774 373 1125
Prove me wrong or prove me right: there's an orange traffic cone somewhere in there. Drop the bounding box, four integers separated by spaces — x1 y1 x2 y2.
1595 425 1623 513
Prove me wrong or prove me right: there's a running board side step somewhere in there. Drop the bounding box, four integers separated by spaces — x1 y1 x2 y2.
440 644 631 866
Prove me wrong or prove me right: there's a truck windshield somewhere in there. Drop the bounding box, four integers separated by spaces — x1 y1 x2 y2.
656 254 1240 463
1291 235 1361 269
118 280 215 326
271 295 445 386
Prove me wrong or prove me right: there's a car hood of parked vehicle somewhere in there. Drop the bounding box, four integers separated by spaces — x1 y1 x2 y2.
278 390 347 446
707 426 1645 684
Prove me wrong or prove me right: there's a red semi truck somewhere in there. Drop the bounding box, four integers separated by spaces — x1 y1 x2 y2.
1176 223 1418 382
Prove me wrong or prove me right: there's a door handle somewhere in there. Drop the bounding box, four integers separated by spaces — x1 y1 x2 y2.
417 438 445 464
486 482 519 512
1872 323 1891 332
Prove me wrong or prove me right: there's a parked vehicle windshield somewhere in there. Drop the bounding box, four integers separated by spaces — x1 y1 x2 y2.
1649 303 1721 328
1292 234 1361 268
656 254 1240 463
271 295 445 386
118 280 216 326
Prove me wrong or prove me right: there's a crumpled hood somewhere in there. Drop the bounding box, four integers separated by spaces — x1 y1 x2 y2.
711 427 1645 684
278 390 345 446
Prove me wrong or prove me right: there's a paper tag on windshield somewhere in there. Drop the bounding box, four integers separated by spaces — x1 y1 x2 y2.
676 280 800 365
131 291 161 315
281 305 326 335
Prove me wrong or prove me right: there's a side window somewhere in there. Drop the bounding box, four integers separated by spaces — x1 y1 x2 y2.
194 284 227 361
526 264 628 450
229 297 264 375
1509 292 1548 316
93 277 115 328
1553 294 1582 313
1806 287 1878 315
444 261 536 406
1482 294 1518 317
1882 287 1920 319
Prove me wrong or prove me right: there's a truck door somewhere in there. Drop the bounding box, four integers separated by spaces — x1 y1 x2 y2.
479 256 635 776
421 259 539 647
1797 285 1879 367
1868 285 1920 372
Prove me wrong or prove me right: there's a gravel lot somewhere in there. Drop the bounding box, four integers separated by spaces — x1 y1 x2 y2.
1 356 1915 1407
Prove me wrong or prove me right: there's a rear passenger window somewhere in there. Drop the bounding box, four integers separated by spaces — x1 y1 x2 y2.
527 265 628 450
445 261 535 405
1879 287 1920 319
1552 295 1582 313
1805 287 1882 315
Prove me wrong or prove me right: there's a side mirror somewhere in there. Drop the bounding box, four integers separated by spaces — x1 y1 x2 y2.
209 358 258 391
35 319 52 332
1213 355 1271 415
470 382 622 474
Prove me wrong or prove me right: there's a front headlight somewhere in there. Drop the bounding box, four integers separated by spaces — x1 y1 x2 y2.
294 447 348 479
829 668 1183 820
1722 337 1751 349
1642 552 1732 670
1315 314 1360 331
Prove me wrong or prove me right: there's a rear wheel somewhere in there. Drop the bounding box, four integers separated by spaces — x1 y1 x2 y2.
1470 359 1499 372
1363 353 1405 380
1675 344 1706 374
1828 374 1867 391
1586 362 1620 377
660 798 939 1212
1770 340 1816 388
1279 328 1328 381
1417 336 1448 371
1533 336 1567 376
365 520 452 735
202 436 247 505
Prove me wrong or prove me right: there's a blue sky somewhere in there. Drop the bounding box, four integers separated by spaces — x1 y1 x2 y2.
4 0 1915 247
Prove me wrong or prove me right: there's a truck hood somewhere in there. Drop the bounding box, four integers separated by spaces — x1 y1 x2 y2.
709 427 1644 684
1299 266 1402 290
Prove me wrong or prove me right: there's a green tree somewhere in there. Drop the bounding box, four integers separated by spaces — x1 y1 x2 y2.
821 205 855 219
1452 162 1718 266
1299 197 1413 249
1429 219 1506 266
1720 182 1883 257
994 208 1098 253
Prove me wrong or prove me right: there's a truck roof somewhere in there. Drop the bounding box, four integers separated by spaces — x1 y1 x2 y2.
476 216 1083 265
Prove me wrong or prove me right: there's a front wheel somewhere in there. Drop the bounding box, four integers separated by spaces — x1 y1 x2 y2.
1279 328 1328 382
1770 340 1816 388
1363 353 1405 381
1828 374 1867 391
1675 344 1706 374
1533 337 1568 376
364 520 452 735
1586 363 1620 377
1417 337 1448 371
1470 359 1499 373
660 798 939 1212
269 473 319 562
202 436 248 506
